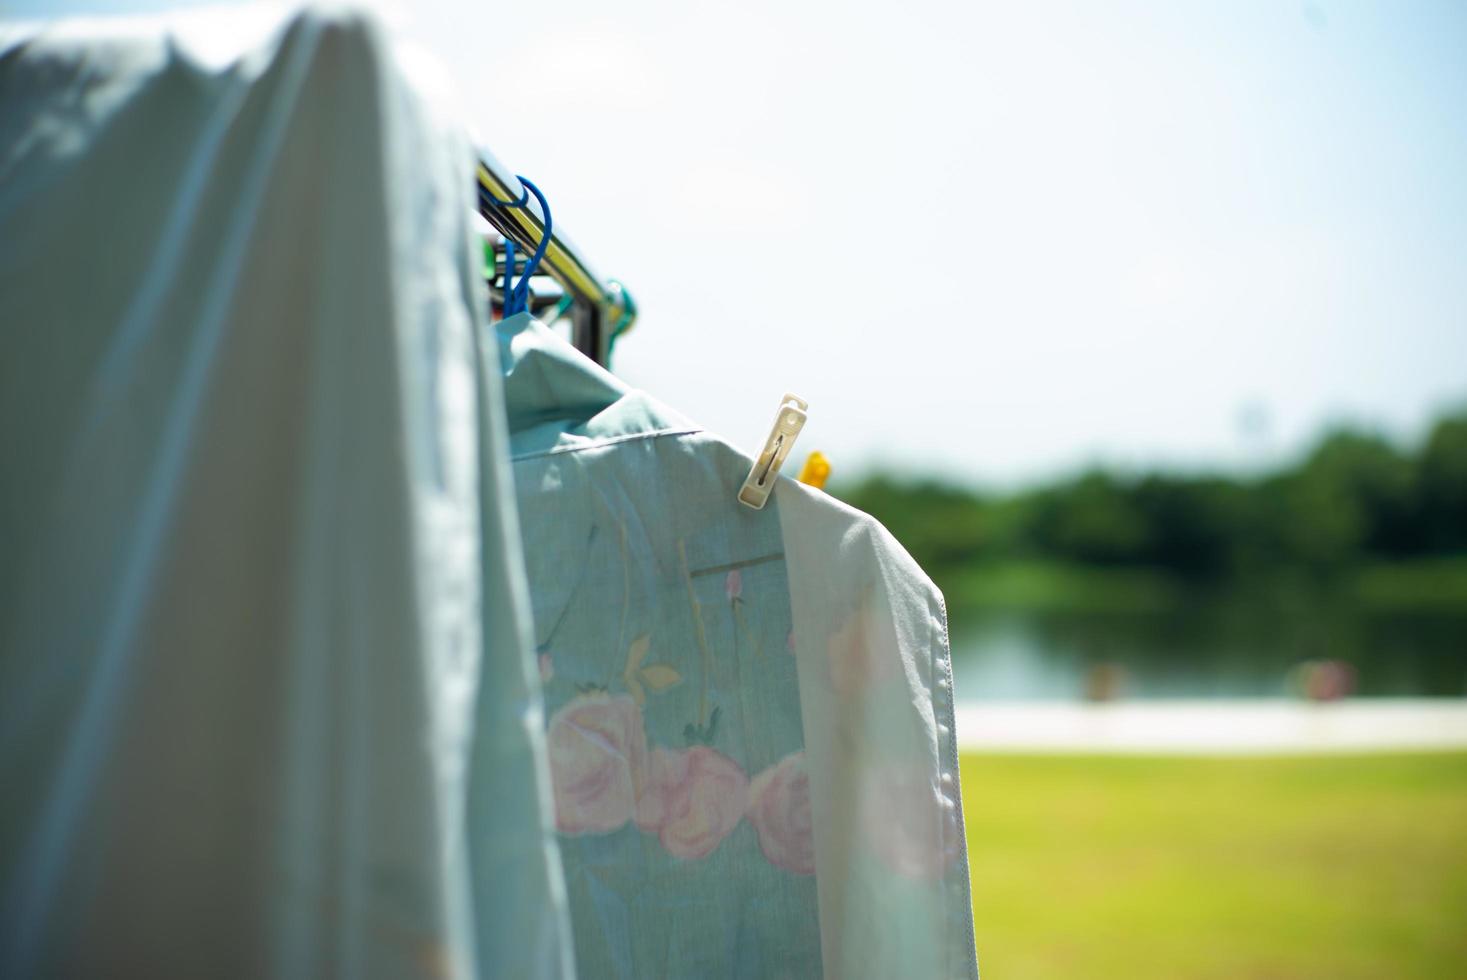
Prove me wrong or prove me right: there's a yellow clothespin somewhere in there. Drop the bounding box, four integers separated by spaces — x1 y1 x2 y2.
797 451 831 489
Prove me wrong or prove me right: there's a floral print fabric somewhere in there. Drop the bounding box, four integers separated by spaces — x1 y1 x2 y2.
544 691 767 865
498 315 977 979
747 753 816 875
510 443 819 978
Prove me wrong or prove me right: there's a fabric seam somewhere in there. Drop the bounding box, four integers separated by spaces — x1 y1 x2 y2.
509 426 702 462
936 591 981 979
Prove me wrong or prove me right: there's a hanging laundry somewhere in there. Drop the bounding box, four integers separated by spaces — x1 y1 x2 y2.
0 9 572 978
498 314 978 980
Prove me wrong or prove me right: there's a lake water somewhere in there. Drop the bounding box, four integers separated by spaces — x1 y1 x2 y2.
950 606 1467 701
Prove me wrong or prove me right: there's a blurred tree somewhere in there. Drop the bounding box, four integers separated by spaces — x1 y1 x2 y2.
841 475 990 570
1029 472 1150 567
1417 413 1467 553
1253 431 1398 575
836 409 1467 586
1141 476 1263 579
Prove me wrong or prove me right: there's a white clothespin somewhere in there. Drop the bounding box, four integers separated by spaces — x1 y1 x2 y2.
738 394 808 510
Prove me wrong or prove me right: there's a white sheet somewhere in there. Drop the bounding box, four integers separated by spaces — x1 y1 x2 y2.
0 7 571 977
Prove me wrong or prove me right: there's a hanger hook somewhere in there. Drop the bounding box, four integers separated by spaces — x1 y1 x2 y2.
484 175 552 317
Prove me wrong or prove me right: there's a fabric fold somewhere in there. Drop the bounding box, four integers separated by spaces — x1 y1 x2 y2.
0 8 573 978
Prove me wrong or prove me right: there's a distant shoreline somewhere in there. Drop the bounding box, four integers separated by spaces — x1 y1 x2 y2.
956 699 1467 753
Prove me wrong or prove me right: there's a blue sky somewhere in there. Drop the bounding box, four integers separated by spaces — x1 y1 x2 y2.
13 0 1467 484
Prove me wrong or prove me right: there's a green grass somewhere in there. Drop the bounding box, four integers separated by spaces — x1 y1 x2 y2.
959 752 1467 979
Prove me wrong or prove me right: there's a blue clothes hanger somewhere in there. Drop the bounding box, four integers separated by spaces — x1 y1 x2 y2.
482 176 552 317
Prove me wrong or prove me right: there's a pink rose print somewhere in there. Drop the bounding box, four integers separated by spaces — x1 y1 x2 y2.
747 752 816 875
826 604 899 697
635 745 748 860
539 652 554 683
725 569 743 601
858 764 961 881
546 693 648 835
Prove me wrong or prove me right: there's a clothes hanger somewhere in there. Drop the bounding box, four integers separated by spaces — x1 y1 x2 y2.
475 154 635 365
482 176 552 318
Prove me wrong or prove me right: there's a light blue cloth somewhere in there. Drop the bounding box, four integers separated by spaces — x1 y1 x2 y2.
0 8 571 978
499 315 978 979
